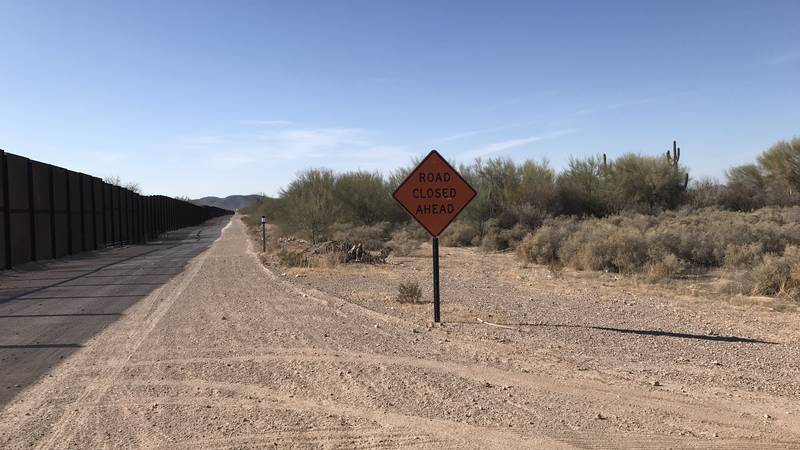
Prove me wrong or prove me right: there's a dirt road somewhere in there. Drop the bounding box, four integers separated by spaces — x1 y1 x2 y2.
1 216 798 448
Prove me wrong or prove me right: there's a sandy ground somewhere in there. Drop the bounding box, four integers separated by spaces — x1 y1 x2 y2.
1 215 799 449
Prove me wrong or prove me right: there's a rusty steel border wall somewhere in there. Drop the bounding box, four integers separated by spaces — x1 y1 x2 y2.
0 149 231 270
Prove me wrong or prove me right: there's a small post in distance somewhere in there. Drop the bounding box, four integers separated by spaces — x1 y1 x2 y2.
261 215 266 253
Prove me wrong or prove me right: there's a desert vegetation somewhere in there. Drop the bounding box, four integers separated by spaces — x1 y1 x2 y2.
243 136 800 299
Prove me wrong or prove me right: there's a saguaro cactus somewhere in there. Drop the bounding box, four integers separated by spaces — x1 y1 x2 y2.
666 140 680 167
666 140 689 190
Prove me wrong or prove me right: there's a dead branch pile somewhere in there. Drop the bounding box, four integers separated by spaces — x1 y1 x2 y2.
311 241 390 264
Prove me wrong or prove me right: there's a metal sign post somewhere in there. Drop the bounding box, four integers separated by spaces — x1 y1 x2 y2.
392 150 476 323
261 215 266 253
432 236 440 322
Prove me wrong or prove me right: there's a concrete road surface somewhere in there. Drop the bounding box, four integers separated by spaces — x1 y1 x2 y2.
0 216 797 449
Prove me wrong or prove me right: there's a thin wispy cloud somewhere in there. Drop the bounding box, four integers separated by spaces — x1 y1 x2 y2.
173 125 412 171
767 51 800 66
570 97 655 117
435 123 523 143
457 128 578 161
435 96 653 145
241 119 294 126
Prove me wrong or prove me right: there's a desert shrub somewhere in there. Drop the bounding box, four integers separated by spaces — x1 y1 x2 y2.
547 260 565 278
559 220 649 273
272 169 338 243
495 203 549 230
749 246 800 301
397 281 424 303
603 153 687 212
555 156 607 216
276 248 309 267
330 221 391 250
480 221 527 251
757 138 800 194
333 171 406 225
247 136 800 251
386 228 424 256
240 196 281 228
722 164 769 211
440 221 480 247
515 217 578 265
724 243 764 269
686 178 726 210
646 253 684 281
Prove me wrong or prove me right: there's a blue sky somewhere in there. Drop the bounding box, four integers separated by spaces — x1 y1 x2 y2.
0 1 798 198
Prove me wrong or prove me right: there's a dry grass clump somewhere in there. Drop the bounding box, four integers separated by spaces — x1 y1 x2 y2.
440 222 480 247
646 253 684 282
724 243 764 269
397 281 424 303
276 248 309 267
749 246 800 301
386 228 425 256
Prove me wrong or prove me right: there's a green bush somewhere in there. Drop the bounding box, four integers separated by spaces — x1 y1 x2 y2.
555 156 607 216
603 153 687 212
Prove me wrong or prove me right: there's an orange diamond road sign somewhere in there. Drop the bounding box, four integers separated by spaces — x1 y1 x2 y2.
393 150 477 237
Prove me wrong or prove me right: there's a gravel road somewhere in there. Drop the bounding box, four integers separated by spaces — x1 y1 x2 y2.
1 215 798 449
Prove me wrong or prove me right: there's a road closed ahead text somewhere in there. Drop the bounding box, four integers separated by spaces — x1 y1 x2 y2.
413 174 459 215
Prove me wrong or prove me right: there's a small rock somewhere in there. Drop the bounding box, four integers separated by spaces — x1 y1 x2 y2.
595 413 606 420
374 324 380 329
764 414 771 419
651 380 662 387
711 360 721 366
221 316 227 321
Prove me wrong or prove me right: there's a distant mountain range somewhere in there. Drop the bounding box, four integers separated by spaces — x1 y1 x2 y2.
192 194 263 211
